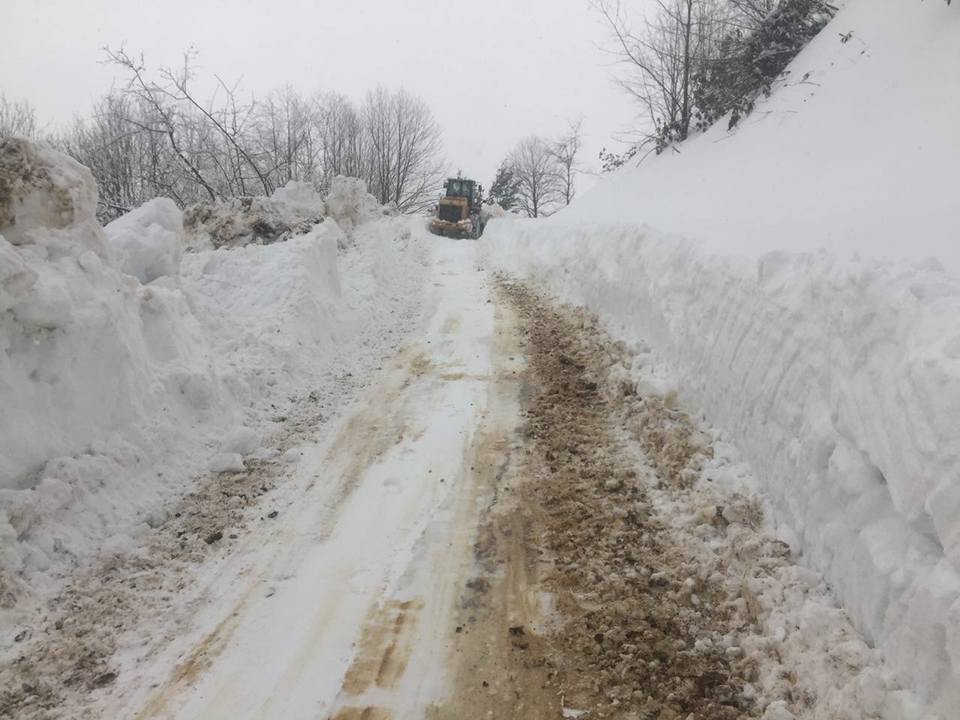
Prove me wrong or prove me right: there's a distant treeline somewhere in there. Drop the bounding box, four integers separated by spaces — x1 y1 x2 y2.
1 49 444 221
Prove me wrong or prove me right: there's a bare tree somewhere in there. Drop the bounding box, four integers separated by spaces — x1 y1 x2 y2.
40 48 446 218
508 136 563 218
314 92 367 186
167 66 273 197
362 87 444 212
728 0 777 28
0 93 38 138
255 86 318 187
55 92 158 218
104 47 220 202
550 118 584 206
592 0 731 148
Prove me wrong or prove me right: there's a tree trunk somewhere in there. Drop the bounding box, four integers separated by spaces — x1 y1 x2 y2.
681 0 693 140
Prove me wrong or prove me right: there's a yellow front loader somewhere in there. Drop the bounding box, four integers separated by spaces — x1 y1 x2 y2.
429 178 485 239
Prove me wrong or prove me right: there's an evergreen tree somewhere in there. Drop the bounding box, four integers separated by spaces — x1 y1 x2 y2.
693 0 836 131
598 145 642 173
488 161 521 211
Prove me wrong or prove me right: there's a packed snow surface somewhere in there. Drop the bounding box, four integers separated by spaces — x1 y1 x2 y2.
0 139 426 596
483 0 960 714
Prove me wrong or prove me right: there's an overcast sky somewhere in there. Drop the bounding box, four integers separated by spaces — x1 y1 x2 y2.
1 0 641 191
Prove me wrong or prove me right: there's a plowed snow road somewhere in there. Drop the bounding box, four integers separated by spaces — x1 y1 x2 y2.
7 239 891 720
92 242 508 718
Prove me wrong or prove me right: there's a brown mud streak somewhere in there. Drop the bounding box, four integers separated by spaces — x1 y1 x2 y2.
429 289 561 720
340 599 424 697
136 345 439 719
1 450 284 720
330 707 393 720
485 279 758 720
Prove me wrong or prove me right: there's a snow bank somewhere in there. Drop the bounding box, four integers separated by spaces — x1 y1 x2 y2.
0 139 235 588
483 220 960 714
180 220 346 406
322 176 385 238
104 198 184 283
0 140 427 596
183 180 325 250
182 176 385 250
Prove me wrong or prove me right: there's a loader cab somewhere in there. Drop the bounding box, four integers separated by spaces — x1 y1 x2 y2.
431 176 486 238
444 178 481 209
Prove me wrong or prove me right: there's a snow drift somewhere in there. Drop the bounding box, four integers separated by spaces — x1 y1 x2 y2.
483 0 960 713
0 140 426 595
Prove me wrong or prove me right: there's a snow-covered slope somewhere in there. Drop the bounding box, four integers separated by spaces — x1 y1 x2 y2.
483 1 960 714
567 0 960 274
0 139 427 597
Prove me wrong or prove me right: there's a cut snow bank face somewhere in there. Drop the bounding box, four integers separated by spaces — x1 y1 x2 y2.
179 214 424 413
180 220 346 408
482 219 960 715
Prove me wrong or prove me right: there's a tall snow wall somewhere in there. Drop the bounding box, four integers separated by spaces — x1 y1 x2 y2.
482 218 960 715
481 1 960 709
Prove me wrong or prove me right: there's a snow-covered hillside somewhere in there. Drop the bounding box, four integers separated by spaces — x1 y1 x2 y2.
567 0 960 274
0 138 427 597
483 1 960 715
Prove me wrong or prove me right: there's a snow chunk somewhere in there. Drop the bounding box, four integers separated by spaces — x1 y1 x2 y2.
208 453 245 474
0 137 102 251
281 448 303 464
270 180 324 218
104 198 184 283
220 427 260 457
323 176 382 239
761 701 796 720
